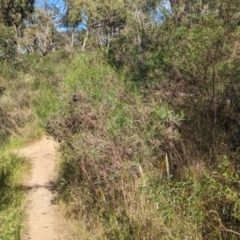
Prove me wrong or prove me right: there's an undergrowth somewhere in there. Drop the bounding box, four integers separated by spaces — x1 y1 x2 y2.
46 52 240 239
1 48 240 239
0 150 27 240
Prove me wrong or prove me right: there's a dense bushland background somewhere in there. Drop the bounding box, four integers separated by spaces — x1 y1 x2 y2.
1 0 240 239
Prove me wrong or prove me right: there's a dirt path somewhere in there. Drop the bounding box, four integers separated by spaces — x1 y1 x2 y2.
17 136 72 240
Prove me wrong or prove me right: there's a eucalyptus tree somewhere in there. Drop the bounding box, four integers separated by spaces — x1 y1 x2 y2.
169 0 240 24
22 8 56 55
22 1 66 56
63 0 126 50
0 0 34 59
106 0 166 81
147 0 240 167
63 0 161 50
0 0 35 51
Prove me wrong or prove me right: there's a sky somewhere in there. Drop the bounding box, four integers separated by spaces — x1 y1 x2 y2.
35 0 65 7
35 0 70 31
35 0 66 13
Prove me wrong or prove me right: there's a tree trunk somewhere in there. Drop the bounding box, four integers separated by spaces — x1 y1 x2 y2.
82 30 89 51
71 30 75 48
14 24 22 53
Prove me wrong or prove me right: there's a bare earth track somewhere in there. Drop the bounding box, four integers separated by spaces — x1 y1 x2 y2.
17 136 72 240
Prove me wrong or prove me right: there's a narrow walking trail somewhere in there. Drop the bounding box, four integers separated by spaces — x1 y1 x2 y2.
17 136 71 240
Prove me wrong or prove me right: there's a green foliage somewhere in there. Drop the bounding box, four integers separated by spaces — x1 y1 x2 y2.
29 51 71 122
0 22 16 62
46 53 186 239
23 7 61 56
44 26 240 236
0 0 35 27
147 157 240 239
64 0 126 28
0 151 26 240
128 13 240 167
1 0 240 238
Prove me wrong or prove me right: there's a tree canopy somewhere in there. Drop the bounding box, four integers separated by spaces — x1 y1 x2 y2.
0 0 35 27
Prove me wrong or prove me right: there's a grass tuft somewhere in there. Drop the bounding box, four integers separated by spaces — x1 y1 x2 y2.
0 150 27 240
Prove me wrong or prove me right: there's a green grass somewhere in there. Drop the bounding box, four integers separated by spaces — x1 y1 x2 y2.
0 147 28 240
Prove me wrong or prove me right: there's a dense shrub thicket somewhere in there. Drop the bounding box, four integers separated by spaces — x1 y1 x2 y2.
45 53 240 239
